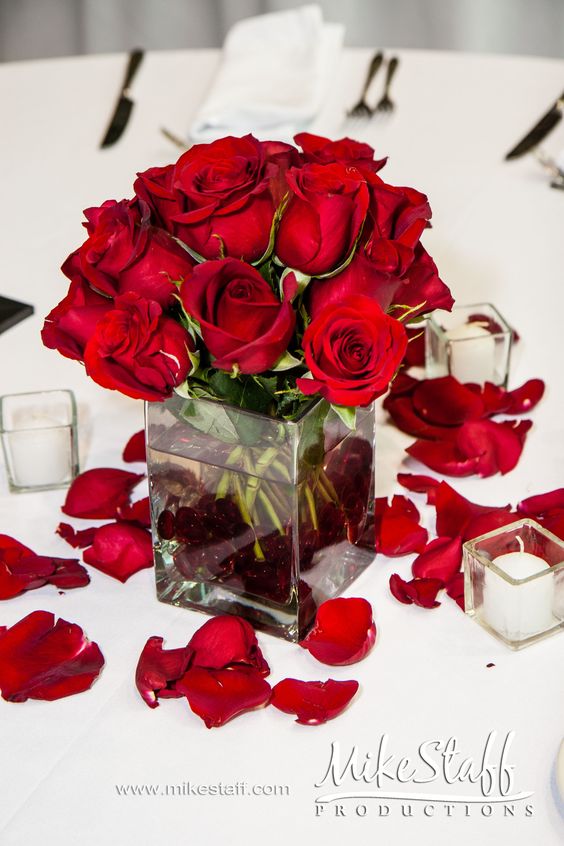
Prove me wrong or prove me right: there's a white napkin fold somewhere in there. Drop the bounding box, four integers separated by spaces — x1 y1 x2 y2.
190 4 344 144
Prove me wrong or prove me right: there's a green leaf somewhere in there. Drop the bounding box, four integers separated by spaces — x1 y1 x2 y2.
271 350 303 371
278 267 311 299
172 237 206 264
331 403 357 430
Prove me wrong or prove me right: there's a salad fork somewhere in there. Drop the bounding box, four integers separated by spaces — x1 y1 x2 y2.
347 51 384 119
374 56 399 114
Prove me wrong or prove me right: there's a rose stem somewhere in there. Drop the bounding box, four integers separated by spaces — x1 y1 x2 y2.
304 483 319 531
233 476 265 560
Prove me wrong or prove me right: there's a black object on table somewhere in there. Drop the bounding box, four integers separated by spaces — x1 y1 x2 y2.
0 296 34 335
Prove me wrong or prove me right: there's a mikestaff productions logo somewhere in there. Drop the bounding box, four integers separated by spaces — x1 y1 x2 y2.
314 731 534 819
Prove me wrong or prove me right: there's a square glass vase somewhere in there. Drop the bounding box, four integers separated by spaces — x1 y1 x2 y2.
425 303 513 386
146 394 376 641
463 519 564 650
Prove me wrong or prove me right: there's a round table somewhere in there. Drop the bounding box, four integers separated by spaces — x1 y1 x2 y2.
0 47 563 846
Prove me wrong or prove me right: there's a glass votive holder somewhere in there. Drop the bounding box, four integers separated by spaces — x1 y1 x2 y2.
463 519 564 650
425 303 513 386
0 389 79 493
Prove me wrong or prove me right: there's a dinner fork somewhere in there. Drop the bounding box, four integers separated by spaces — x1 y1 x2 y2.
374 56 399 114
347 51 384 119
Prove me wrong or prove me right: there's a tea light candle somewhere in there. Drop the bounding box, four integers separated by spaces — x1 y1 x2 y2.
8 414 71 488
446 322 496 384
482 540 554 641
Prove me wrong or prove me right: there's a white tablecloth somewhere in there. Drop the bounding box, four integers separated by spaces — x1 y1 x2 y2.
0 48 563 846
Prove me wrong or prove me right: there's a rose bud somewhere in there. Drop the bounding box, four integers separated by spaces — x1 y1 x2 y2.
180 258 296 374
297 294 407 407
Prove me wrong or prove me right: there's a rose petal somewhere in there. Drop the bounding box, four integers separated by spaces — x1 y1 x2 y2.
123 430 147 463
397 473 441 504
446 572 465 610
504 379 545 415
518 489 564 518
82 523 153 582
462 510 521 542
376 496 428 556
29 556 90 590
116 497 151 528
406 439 477 476
384 394 454 440
0 610 104 702
389 574 443 608
135 635 193 709
56 523 98 549
411 536 462 582
434 481 511 538
299 597 376 665
62 468 144 519
0 536 89 598
188 616 269 676
176 666 271 728
271 678 359 725
411 376 484 426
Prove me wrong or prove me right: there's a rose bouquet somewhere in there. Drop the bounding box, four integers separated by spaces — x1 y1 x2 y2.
43 132 452 639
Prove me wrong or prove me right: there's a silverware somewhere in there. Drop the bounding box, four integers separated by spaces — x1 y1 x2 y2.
374 56 399 114
505 91 564 160
347 51 384 118
100 49 144 149
160 126 190 150
534 149 564 190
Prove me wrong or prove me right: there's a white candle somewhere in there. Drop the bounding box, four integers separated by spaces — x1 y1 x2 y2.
446 322 496 384
7 414 71 488
482 546 554 642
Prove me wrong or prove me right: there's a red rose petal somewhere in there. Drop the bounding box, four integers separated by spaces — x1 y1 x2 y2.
376 495 428 556
411 376 485 426
83 523 153 582
518 489 564 518
117 497 151 528
123 430 147 463
28 556 90 590
406 438 477 476
299 597 376 666
188 615 269 676
389 574 443 608
446 572 465 610
62 468 144 519
434 481 511 538
176 666 271 728
457 419 531 477
0 610 104 702
56 523 98 549
542 510 564 540
0 536 89 598
397 473 441 504
271 678 359 725
411 536 462 582
505 379 545 415
462 510 521 542
135 635 193 709
384 394 454 440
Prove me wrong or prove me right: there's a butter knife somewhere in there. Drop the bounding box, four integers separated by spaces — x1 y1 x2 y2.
100 49 144 148
505 91 564 160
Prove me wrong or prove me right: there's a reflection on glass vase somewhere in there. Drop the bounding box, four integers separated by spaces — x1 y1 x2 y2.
146 394 376 642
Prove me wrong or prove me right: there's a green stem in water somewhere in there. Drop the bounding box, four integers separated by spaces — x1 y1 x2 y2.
304 483 319 531
257 489 285 535
319 469 338 503
233 475 265 561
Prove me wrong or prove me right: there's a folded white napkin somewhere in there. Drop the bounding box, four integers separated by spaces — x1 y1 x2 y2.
190 4 344 144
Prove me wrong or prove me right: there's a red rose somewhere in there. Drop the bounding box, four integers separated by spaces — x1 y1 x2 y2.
180 258 296 374
84 292 193 401
297 295 407 406
133 164 178 229
77 199 193 306
393 244 454 317
294 132 387 172
275 162 369 276
157 135 280 262
42 263 112 361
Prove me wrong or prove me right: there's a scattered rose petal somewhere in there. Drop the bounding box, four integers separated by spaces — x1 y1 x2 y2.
445 571 465 610
117 497 151 528
504 379 545 414
56 523 98 549
0 535 89 598
462 510 520 542
83 523 153 582
62 468 144 519
376 495 428 556
411 536 462 582
271 678 359 725
434 481 511 539
123 430 147 463
135 635 193 709
518 489 564 518
30 556 90 590
188 616 270 676
176 666 271 728
0 610 104 702
384 394 453 440
397 473 441 503
299 597 376 665
389 574 443 608
411 376 484 426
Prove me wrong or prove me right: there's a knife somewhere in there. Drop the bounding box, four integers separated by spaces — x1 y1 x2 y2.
100 49 144 148
505 90 564 160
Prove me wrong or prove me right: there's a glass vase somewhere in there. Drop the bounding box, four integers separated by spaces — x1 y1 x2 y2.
146 394 376 641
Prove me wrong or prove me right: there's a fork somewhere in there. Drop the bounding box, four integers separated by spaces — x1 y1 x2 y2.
347 51 384 119
374 56 399 114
